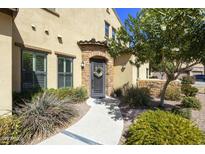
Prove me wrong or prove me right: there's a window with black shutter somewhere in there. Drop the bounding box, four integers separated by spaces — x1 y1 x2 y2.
22 50 47 91
58 56 73 88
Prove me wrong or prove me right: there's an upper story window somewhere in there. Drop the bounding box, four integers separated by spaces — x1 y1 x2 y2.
105 21 110 38
112 27 116 39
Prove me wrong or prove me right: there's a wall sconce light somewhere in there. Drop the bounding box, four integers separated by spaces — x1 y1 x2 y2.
81 61 85 69
57 35 63 44
31 24 36 31
121 65 126 72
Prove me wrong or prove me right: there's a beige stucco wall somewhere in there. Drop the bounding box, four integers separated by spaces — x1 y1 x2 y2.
113 54 133 89
137 63 150 80
12 8 121 92
113 53 150 89
0 12 12 115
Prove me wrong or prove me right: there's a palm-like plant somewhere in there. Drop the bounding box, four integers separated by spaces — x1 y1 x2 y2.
15 92 77 144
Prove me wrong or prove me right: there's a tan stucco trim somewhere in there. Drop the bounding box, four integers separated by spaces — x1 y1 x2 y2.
112 8 123 27
54 51 76 58
15 42 52 54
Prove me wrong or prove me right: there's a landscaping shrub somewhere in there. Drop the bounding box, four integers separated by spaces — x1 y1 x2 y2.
125 110 205 145
13 90 42 104
181 76 195 84
181 97 201 110
112 88 123 98
13 87 88 105
123 86 151 107
16 92 77 144
164 86 181 101
71 87 88 102
45 87 88 102
0 116 21 145
171 107 191 119
181 84 198 97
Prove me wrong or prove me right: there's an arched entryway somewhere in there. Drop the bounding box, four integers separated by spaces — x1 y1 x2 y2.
77 38 114 98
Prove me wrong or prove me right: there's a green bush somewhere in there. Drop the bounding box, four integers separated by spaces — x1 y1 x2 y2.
45 87 88 102
112 88 123 98
181 97 201 110
0 116 21 145
165 86 181 101
171 107 191 119
13 87 88 105
125 110 205 145
123 86 151 107
71 87 88 102
13 90 42 104
181 84 198 97
16 92 77 144
181 76 195 84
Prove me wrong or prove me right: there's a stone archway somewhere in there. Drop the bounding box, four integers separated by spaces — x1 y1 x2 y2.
78 39 114 96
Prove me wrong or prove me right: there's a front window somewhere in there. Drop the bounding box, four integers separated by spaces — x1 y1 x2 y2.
105 21 110 38
22 50 47 91
58 57 73 88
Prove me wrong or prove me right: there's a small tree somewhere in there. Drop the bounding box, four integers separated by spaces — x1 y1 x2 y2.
108 9 205 106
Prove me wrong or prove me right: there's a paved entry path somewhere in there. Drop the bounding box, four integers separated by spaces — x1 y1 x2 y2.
39 97 124 145
192 94 205 131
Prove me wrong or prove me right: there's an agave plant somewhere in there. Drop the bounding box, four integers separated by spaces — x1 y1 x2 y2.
15 92 77 144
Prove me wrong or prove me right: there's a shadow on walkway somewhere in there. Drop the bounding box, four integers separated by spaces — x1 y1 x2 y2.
61 130 102 145
93 97 123 121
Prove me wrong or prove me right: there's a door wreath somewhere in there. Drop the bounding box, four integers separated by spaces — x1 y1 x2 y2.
93 66 103 78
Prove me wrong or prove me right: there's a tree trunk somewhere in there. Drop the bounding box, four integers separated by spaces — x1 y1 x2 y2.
159 79 171 107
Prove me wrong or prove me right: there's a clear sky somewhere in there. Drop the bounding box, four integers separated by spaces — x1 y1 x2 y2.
115 8 141 25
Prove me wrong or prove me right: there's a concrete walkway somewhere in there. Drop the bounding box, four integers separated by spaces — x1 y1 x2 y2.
192 94 205 131
39 97 124 145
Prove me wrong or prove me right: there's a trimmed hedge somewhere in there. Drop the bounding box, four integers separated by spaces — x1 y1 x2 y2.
125 110 205 145
171 107 191 119
123 86 151 107
181 76 195 84
13 87 88 105
181 84 198 97
165 86 181 101
181 97 202 110
45 87 88 102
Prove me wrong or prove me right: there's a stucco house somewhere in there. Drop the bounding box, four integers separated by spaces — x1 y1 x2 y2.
0 8 149 115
